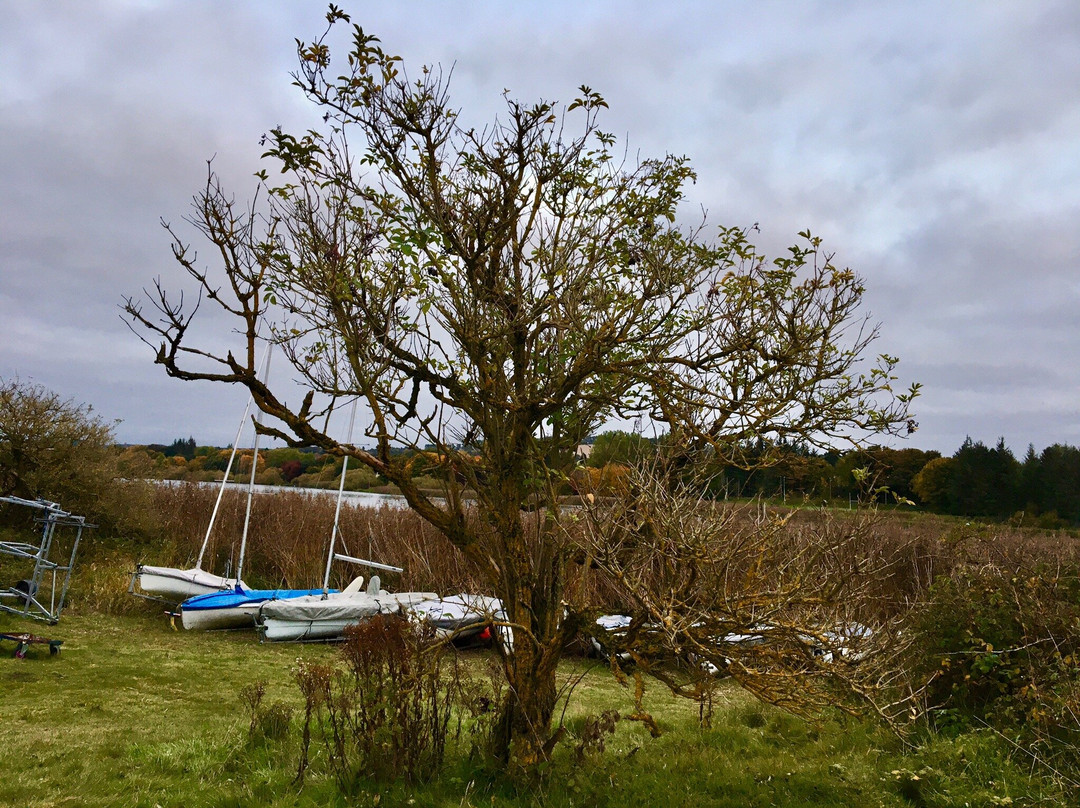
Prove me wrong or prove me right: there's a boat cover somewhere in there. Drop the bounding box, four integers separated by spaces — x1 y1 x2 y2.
137 565 247 592
409 594 503 631
260 590 438 622
595 614 632 632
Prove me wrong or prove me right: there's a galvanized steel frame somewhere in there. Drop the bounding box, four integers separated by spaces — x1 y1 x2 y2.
0 496 93 624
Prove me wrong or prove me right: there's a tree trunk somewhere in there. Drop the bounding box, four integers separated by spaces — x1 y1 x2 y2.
487 505 569 768
491 634 559 768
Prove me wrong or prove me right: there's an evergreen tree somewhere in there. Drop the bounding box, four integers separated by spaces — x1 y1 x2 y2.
1035 444 1080 524
948 437 1020 518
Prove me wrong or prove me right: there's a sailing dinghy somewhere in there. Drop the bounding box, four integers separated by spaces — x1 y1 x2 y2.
133 565 246 603
258 574 438 641
132 412 252 603
255 401 439 641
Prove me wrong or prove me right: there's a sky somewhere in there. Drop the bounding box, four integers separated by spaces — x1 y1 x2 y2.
2 1 1078 455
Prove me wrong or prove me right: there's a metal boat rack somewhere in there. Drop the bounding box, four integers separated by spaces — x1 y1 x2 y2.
0 496 94 624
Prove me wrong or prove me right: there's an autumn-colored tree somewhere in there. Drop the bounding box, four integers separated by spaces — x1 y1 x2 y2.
911 456 955 511
124 7 916 767
280 459 303 482
0 378 154 536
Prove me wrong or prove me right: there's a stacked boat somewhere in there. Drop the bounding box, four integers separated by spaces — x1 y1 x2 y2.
258 574 437 641
133 565 246 603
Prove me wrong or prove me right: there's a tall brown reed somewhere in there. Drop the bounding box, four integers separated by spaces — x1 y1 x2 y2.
145 483 483 593
116 482 1080 617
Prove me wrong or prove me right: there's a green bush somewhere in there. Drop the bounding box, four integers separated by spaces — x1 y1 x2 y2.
343 465 382 490
255 467 285 487
908 562 1080 777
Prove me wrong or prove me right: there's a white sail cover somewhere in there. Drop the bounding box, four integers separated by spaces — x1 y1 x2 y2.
408 594 503 634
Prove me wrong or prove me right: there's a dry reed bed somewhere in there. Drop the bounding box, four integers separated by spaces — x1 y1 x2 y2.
773 507 1080 618
147 483 482 593
143 483 1080 614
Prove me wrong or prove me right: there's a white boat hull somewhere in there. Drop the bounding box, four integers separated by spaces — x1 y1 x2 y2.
180 601 262 630
134 565 245 603
261 615 368 642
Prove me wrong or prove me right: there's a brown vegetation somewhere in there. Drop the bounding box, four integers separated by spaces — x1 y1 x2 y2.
141 483 483 594
124 482 1080 621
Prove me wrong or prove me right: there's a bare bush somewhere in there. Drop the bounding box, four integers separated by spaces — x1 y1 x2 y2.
572 467 925 727
295 615 464 786
238 679 294 745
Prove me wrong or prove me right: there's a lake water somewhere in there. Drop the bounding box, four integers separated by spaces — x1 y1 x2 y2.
167 479 410 509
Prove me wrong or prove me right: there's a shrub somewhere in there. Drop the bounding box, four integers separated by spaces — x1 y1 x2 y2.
255 467 285 487
343 465 382 491
0 378 159 538
572 710 621 762
907 561 1080 778
295 615 463 787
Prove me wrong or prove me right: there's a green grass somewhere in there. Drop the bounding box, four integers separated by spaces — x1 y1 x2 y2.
0 610 331 807
0 611 1064 807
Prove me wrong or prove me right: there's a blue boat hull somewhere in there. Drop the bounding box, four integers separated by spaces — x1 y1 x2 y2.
180 586 336 630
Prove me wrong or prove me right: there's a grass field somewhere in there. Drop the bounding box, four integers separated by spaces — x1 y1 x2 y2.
3 485 1078 805
0 609 1059 808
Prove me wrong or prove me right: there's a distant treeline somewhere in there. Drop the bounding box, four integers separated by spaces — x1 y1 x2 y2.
121 439 385 492
582 431 1080 528
131 433 1080 527
743 438 1080 528
905 438 1080 527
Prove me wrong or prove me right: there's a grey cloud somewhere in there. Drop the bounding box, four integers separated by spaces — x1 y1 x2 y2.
914 362 1065 396
2 1 1079 453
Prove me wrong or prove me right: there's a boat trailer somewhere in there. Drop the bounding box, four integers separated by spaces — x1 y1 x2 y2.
0 631 63 658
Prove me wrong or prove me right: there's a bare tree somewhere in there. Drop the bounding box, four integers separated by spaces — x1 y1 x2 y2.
123 7 917 767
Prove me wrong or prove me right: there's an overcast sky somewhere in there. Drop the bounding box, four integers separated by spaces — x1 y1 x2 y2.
2 1 1078 455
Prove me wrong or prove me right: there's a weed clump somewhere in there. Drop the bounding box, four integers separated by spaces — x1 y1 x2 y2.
572 710 621 762
294 614 494 788
239 679 294 745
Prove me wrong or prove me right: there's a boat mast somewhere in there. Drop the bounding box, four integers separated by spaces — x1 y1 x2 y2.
195 400 251 570
234 344 272 587
322 399 358 595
